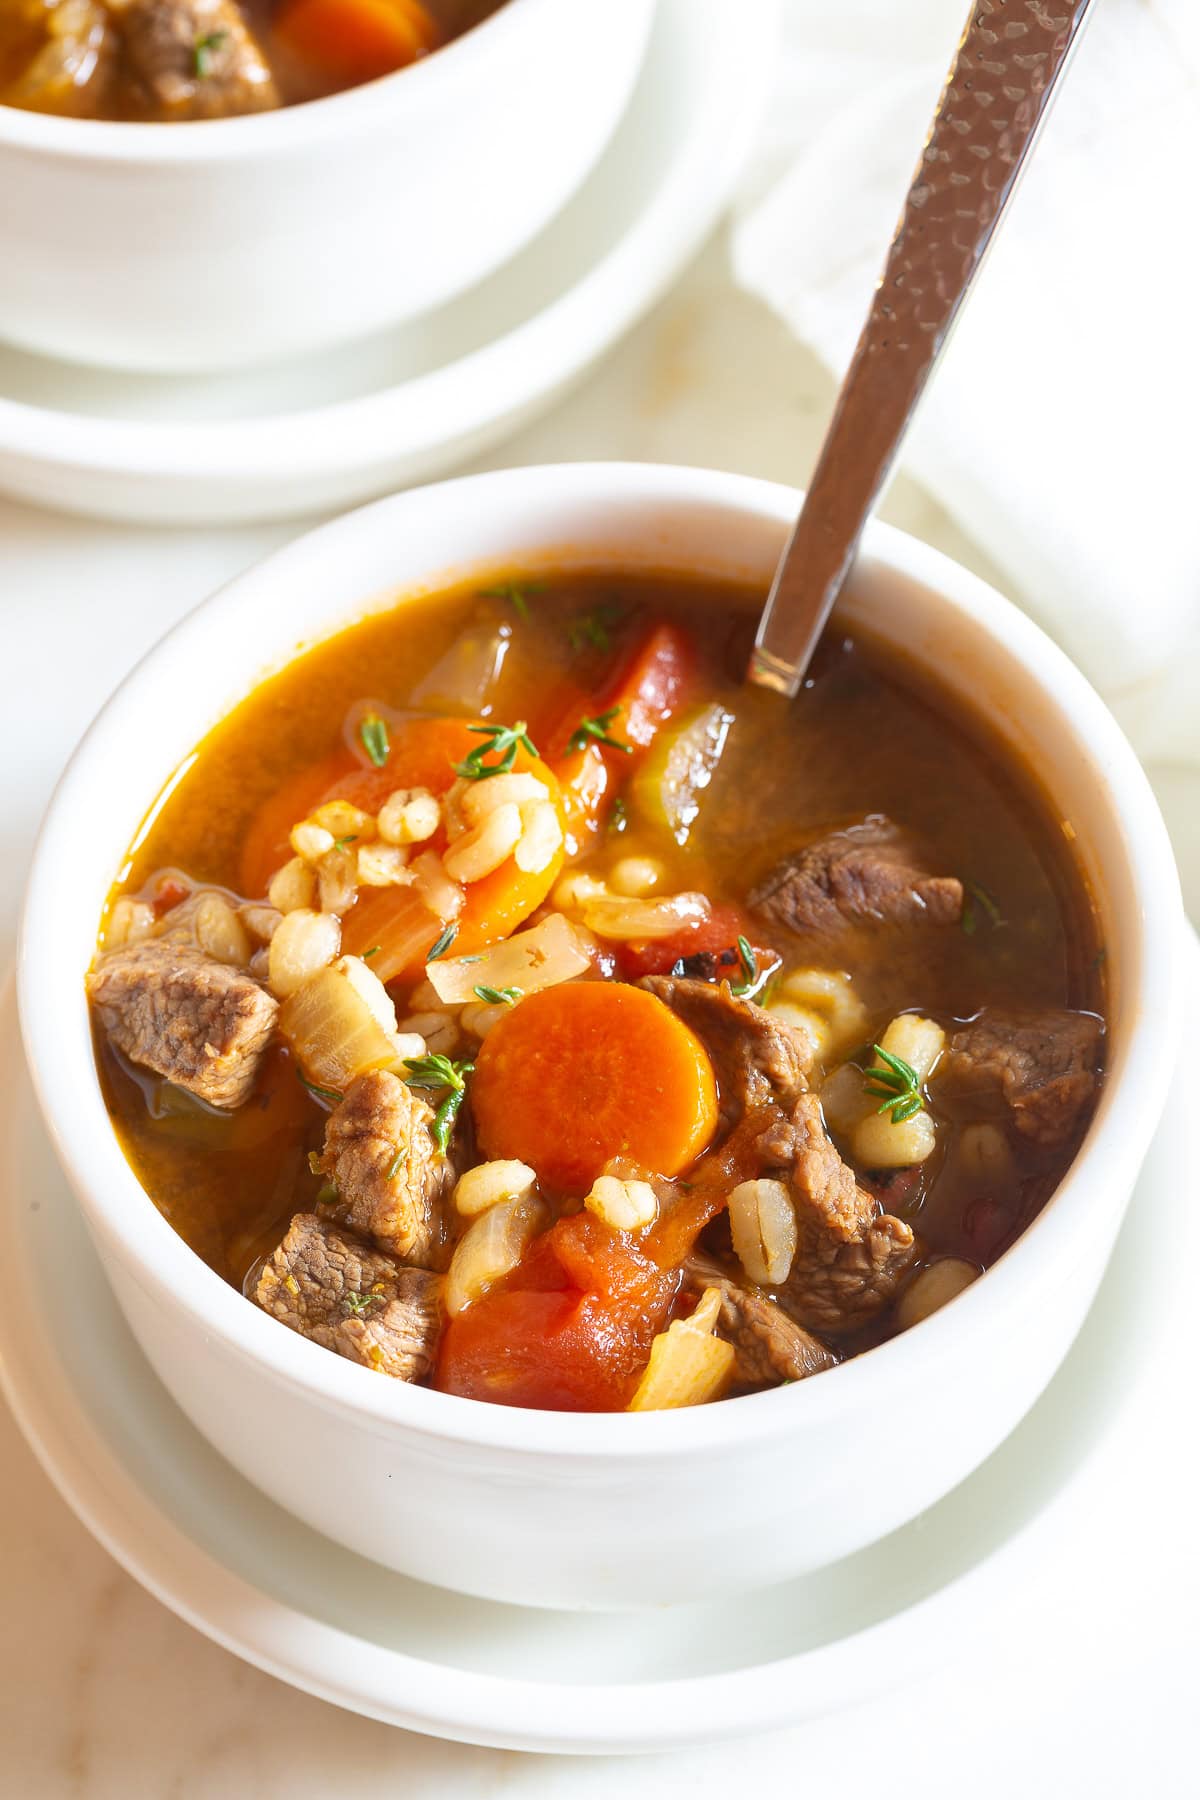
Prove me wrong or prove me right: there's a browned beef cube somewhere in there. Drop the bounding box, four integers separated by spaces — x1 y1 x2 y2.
751 816 963 937
87 938 277 1110
255 1213 442 1382
686 1253 838 1385
944 1009 1103 1148
640 975 811 1122
111 0 279 119
318 1069 454 1268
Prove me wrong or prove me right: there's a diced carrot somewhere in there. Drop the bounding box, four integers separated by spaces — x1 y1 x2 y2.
470 982 719 1193
240 715 565 974
274 0 442 87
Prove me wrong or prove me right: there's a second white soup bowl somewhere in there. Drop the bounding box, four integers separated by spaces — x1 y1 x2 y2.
18 464 1183 1610
0 0 654 373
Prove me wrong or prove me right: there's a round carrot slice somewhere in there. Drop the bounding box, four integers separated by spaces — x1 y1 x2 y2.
470 982 719 1193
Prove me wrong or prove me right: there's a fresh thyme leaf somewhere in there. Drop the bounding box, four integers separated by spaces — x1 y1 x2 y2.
480 581 543 622
385 1147 405 1182
342 1290 381 1317
473 984 522 1007
402 1054 474 1155
452 719 538 781
362 945 381 960
567 600 624 653
567 704 632 756
427 922 459 962
730 935 761 999
359 713 390 769
960 878 1003 936
862 1043 925 1124
333 834 358 849
403 1053 473 1092
193 29 228 77
296 1069 344 1106
315 1180 338 1206
432 1088 467 1154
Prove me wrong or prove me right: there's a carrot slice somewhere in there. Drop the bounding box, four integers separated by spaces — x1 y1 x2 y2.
470 982 719 1193
274 0 442 87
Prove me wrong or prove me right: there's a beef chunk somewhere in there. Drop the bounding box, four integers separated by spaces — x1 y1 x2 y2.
944 1009 1103 1148
319 1070 454 1268
750 816 963 937
640 976 811 1121
756 1094 917 1335
686 1253 838 1385
87 938 277 1110
110 0 279 118
255 1213 442 1382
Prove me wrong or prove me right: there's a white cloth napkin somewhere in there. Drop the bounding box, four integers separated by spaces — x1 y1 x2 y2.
732 0 1200 735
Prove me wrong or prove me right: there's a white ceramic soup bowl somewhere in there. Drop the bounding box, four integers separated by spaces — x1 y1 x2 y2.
0 0 653 374
19 464 1183 1611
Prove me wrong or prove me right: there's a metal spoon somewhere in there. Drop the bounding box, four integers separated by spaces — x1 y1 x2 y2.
748 0 1095 697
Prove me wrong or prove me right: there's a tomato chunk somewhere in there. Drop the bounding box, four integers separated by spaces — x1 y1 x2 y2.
436 1213 680 1411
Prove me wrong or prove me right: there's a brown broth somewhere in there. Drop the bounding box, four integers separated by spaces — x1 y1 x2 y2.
94 572 1105 1325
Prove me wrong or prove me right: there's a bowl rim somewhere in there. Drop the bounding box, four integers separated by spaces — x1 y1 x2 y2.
0 0 547 162
18 461 1184 1460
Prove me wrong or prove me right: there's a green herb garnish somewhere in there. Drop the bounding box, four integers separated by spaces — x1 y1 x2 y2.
385 1147 405 1182
315 1180 338 1206
473 984 522 1007
359 714 389 769
960 878 1003 936
334 835 358 850
481 581 543 622
729 935 763 999
296 1069 344 1106
402 1053 475 1155
863 1044 925 1124
567 601 624 653
342 1290 381 1317
426 922 459 962
362 945 381 960
567 704 632 756
608 795 629 834
452 719 538 781
193 30 228 77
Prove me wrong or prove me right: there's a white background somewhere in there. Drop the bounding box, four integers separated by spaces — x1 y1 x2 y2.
2 236 1198 1793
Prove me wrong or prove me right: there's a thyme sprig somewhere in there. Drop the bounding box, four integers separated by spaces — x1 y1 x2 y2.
473 984 522 1007
567 704 632 756
402 1053 475 1155
863 1044 925 1124
359 713 390 769
729 935 762 999
426 923 459 962
453 720 538 781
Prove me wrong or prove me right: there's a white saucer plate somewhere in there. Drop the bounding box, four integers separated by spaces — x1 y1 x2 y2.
1 936 1194 1754
0 0 776 527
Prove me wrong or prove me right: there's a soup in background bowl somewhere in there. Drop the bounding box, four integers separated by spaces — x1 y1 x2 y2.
19 464 1183 1609
0 0 656 371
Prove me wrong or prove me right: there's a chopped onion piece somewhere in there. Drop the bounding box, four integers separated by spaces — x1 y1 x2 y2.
443 1193 545 1317
581 890 711 943
280 955 421 1091
627 1288 735 1411
426 912 591 1004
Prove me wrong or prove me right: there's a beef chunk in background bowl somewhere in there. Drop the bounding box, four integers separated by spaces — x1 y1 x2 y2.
17 463 1184 1611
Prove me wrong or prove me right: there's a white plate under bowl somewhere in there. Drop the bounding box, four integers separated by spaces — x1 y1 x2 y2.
1 936 1195 1754
0 0 774 527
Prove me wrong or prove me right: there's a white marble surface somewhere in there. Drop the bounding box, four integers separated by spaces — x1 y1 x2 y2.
2 237 1198 1796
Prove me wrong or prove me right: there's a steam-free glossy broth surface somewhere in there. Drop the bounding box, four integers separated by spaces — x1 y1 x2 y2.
91 576 1108 1404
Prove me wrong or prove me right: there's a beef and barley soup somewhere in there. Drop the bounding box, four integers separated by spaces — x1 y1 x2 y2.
88 574 1106 1412
0 0 501 121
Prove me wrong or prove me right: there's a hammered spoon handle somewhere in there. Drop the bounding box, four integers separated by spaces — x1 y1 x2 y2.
748 0 1095 697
